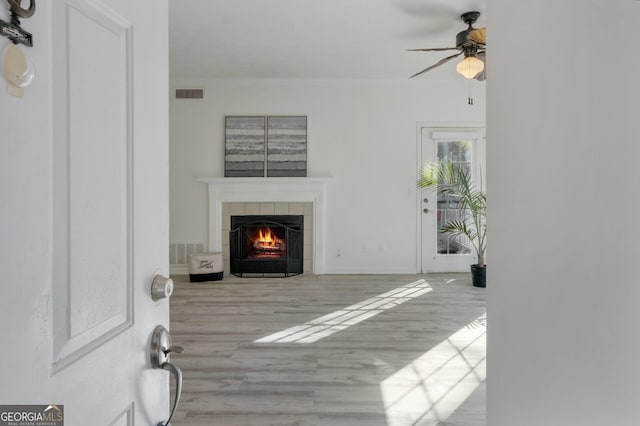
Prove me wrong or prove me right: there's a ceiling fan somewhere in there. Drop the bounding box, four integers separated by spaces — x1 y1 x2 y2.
407 11 486 80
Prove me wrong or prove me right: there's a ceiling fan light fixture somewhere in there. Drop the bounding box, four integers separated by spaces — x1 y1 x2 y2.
456 55 484 79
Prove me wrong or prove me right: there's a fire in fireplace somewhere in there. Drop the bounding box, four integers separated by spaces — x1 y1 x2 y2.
252 227 285 257
230 215 303 277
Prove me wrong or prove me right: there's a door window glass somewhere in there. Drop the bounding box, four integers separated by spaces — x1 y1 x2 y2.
436 141 472 255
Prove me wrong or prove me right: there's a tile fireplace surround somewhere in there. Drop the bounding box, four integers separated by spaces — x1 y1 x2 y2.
198 177 334 275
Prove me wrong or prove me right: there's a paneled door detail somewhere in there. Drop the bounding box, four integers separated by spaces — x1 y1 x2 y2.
1 1 170 424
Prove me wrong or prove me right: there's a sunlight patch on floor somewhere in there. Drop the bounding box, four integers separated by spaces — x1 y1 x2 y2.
381 313 486 426
254 279 432 344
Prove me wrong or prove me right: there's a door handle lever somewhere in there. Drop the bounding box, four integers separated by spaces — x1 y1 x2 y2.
163 345 184 356
159 361 182 426
150 325 184 426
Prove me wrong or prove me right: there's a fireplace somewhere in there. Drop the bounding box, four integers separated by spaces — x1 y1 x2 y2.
198 176 334 274
230 215 304 277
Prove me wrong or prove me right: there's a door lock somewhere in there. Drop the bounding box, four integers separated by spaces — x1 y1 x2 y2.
151 275 173 301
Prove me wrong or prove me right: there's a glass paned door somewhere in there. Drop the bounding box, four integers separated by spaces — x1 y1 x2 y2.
420 127 485 273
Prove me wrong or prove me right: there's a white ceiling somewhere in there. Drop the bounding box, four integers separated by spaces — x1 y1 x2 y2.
168 0 486 80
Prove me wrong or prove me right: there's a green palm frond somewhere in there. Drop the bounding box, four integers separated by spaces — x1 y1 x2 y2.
418 161 487 267
440 220 478 241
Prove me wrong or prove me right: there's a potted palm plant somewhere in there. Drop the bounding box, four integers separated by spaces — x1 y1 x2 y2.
417 161 487 287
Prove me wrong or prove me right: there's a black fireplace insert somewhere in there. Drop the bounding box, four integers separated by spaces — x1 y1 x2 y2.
230 215 303 277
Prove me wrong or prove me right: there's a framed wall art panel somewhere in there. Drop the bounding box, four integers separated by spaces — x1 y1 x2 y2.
224 116 266 177
267 116 307 177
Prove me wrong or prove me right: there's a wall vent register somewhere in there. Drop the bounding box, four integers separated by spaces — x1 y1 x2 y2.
175 88 204 99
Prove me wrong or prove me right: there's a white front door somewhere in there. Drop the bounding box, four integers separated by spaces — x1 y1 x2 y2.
420 126 486 273
1 1 171 424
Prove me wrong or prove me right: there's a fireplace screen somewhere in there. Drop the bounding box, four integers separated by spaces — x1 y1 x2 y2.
230 215 303 277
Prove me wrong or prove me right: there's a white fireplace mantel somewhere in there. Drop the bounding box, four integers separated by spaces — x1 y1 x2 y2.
197 177 334 274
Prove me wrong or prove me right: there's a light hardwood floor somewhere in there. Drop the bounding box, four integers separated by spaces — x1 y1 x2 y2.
169 273 486 426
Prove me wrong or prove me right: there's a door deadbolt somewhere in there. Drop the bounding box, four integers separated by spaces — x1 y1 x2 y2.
151 275 173 301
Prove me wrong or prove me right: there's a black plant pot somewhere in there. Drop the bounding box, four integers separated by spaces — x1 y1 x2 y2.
471 264 486 288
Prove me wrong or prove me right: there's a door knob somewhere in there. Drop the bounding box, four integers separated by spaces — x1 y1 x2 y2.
150 325 183 426
151 275 173 301
423 208 430 214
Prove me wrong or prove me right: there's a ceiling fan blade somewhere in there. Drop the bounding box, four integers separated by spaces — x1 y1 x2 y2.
409 51 463 78
468 27 486 45
406 47 459 52
394 3 464 39
395 2 460 19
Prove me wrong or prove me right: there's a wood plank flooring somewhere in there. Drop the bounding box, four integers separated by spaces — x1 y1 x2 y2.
169 273 486 426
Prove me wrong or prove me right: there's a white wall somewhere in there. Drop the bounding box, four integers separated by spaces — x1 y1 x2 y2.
170 78 485 273
488 1 640 424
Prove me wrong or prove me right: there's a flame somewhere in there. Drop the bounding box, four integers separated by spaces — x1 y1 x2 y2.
250 226 286 258
254 227 283 247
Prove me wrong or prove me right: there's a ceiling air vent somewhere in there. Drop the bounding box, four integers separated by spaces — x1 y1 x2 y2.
175 88 204 99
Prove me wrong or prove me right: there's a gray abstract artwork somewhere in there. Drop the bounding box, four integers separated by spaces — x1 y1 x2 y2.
267 116 307 177
224 115 307 177
225 116 266 177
